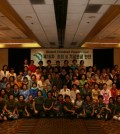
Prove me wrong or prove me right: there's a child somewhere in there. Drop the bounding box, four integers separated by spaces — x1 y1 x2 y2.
63 95 76 118
74 93 83 118
33 90 45 118
94 95 106 119
105 97 116 120
113 95 120 120
53 94 64 117
43 91 54 117
83 95 94 118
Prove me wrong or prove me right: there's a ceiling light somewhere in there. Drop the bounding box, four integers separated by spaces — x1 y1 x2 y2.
25 16 32 19
89 16 96 19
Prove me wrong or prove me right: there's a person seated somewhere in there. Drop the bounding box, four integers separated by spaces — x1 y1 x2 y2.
113 95 120 120
63 95 76 119
60 84 70 99
0 95 7 122
94 95 106 119
25 94 34 118
33 90 45 118
43 91 54 117
30 82 38 98
53 94 64 117
104 97 116 120
74 93 83 118
83 95 94 118
70 84 80 104
17 95 26 118
4 94 18 120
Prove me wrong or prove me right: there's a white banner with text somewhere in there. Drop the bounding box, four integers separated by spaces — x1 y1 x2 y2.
31 49 93 66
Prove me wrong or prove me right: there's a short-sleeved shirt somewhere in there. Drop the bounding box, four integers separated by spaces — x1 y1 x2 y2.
95 102 106 112
25 101 34 111
17 101 26 110
34 96 44 110
63 102 73 111
44 98 54 108
6 100 17 112
83 101 94 112
54 100 64 111
115 103 120 114
0 100 5 113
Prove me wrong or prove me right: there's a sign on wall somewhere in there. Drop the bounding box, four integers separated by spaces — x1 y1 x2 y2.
31 49 93 66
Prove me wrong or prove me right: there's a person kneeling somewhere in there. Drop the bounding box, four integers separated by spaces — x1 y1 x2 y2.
63 95 76 119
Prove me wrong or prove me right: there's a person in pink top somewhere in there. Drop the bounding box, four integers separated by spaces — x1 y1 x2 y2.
100 83 111 105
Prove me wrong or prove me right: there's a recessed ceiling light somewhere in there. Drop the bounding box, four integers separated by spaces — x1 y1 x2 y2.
25 16 32 19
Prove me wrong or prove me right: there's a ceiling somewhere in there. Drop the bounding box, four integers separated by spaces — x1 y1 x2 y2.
0 0 120 48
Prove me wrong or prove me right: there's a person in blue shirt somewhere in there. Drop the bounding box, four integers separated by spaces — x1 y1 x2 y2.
19 84 30 100
30 82 38 98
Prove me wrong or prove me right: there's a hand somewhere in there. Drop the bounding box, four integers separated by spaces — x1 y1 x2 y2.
27 113 30 117
34 110 38 114
83 113 86 117
91 112 94 116
74 106 79 109
44 108 49 111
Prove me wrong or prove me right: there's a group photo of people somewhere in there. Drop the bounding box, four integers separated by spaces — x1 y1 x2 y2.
0 59 120 122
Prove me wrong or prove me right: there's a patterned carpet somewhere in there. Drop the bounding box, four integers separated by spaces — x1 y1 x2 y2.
0 118 120 134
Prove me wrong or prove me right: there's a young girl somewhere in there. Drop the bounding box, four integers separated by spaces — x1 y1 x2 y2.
113 95 120 120
53 94 64 117
63 95 76 118
4 94 18 120
105 97 116 120
43 91 54 117
17 95 26 118
30 82 38 98
33 90 45 118
83 95 94 118
74 93 83 118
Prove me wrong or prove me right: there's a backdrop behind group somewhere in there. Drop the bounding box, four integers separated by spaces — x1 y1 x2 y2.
31 49 93 66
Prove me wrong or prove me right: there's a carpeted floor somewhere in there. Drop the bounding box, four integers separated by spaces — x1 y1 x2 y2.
0 118 120 134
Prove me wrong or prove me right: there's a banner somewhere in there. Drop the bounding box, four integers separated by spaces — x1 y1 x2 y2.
31 49 93 66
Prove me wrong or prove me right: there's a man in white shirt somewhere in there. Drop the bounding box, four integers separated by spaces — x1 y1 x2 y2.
60 85 70 99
